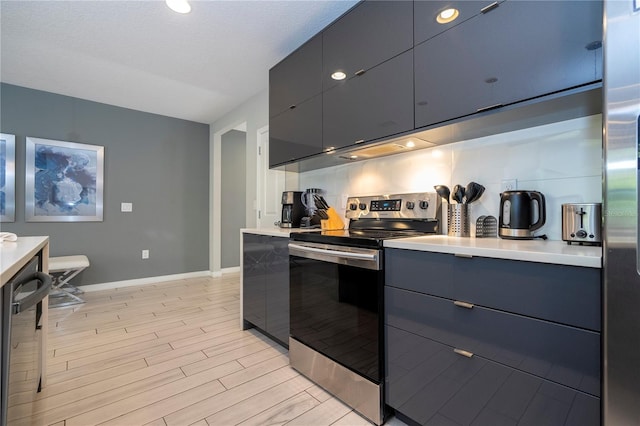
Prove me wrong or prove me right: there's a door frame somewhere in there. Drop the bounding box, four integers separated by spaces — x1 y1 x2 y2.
211 121 247 276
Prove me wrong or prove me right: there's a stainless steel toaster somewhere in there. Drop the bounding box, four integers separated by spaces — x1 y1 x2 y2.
562 203 602 245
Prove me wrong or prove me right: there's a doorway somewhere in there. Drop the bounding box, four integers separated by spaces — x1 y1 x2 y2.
220 129 247 269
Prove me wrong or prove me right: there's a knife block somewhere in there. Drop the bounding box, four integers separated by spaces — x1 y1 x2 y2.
321 207 345 230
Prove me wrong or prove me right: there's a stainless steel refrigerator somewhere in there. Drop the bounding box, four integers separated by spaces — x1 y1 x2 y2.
603 0 640 424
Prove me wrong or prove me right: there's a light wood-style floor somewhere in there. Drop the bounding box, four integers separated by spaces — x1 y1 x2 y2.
10 273 403 426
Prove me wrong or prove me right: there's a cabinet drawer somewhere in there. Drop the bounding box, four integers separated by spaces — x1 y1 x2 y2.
385 249 601 331
386 325 600 426
385 287 600 396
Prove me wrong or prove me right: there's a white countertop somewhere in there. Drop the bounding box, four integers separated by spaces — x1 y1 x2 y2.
384 235 602 268
1 236 50 286
241 227 320 238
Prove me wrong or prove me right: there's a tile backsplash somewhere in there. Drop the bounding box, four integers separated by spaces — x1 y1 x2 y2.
298 114 603 240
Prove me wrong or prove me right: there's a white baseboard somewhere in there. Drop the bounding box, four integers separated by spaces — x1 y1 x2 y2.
221 266 240 274
82 270 213 292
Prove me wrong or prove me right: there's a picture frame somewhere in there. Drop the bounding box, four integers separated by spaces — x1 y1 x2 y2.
1 133 16 222
25 137 104 222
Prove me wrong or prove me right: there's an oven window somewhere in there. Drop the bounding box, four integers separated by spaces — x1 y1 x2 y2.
290 255 383 383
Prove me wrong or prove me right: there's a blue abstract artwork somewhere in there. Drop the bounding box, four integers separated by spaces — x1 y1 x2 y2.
26 137 103 222
1 139 6 216
0 133 15 222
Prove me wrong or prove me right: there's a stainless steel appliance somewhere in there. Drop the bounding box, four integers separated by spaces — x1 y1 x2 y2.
498 190 546 239
603 0 640 424
1 257 52 425
280 191 305 228
562 203 602 245
289 192 440 425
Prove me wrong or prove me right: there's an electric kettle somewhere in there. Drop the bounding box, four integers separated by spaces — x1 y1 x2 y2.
499 190 546 239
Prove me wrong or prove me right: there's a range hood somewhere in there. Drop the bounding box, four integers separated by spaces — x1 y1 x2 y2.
275 83 601 173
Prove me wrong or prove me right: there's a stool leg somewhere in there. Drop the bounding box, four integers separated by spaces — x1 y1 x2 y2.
50 268 86 307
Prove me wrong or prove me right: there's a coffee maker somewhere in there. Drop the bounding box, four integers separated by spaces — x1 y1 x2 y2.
280 191 305 228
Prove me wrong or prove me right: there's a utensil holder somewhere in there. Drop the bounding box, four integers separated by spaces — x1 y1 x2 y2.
448 204 470 237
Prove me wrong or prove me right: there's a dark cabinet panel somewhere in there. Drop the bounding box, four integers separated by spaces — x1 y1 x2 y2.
414 0 495 45
269 34 322 118
415 0 603 129
269 94 323 167
385 249 601 331
386 286 601 396
242 234 289 347
386 325 600 426
265 236 290 344
242 234 267 330
323 50 414 149
322 0 413 91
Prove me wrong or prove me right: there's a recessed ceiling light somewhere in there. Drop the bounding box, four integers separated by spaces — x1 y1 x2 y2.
437 8 459 24
350 155 358 160
406 140 416 148
166 0 191 14
325 147 336 154
331 71 347 81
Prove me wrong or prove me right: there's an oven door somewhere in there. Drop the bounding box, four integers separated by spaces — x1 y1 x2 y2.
288 241 384 383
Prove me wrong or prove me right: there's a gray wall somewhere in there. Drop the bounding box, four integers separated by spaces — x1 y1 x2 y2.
220 130 246 268
0 83 210 285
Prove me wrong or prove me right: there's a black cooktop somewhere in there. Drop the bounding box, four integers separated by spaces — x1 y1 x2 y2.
290 218 439 248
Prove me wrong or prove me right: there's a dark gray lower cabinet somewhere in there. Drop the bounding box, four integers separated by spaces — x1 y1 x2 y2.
385 249 601 425
387 326 599 426
242 233 289 346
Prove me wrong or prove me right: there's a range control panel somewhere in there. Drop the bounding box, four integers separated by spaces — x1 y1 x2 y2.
345 192 441 220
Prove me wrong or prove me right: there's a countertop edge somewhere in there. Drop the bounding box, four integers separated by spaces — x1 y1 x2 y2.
1 236 50 287
384 237 602 268
241 227 319 238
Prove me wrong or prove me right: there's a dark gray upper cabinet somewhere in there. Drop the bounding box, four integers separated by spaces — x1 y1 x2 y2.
269 94 323 167
323 50 414 149
414 0 497 45
415 0 603 129
322 0 413 91
269 34 322 118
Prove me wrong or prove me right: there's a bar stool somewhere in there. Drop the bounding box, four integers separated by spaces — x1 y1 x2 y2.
48 255 90 307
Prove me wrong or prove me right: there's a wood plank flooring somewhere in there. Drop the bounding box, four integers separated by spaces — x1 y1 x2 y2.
10 273 405 425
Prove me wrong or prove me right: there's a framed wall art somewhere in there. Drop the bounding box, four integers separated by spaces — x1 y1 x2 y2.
1 133 16 222
25 137 104 222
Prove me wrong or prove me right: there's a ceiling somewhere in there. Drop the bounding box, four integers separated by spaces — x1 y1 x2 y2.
0 0 358 124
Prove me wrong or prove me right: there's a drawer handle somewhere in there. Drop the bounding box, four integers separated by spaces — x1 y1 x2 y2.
480 1 499 14
355 69 366 76
454 300 474 309
454 253 473 259
454 348 474 358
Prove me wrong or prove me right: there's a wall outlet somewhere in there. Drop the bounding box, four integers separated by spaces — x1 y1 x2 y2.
121 202 133 212
501 179 517 192
142 249 149 259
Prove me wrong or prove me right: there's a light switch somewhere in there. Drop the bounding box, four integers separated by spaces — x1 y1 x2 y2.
121 202 133 212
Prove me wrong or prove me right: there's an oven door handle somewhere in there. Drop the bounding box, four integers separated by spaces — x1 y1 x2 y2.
288 243 378 260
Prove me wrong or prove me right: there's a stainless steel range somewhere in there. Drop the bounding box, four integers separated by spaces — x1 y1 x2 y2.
288 192 440 425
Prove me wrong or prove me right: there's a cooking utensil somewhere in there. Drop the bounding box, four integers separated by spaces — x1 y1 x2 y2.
316 209 329 219
464 182 477 204
452 185 465 204
434 185 450 203
464 182 486 204
314 194 330 210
